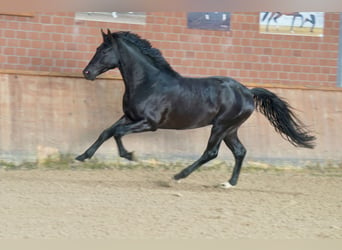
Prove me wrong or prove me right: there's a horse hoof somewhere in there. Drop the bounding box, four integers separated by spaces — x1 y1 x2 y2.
172 177 182 184
124 151 137 161
75 154 86 162
219 182 235 189
173 173 183 181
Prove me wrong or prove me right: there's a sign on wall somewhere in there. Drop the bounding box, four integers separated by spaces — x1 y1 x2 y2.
259 12 324 37
75 12 146 25
187 12 231 31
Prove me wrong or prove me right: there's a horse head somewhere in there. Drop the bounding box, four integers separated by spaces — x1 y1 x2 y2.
83 29 120 80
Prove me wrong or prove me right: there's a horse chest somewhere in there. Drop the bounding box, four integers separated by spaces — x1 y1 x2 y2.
122 96 140 120
122 92 156 120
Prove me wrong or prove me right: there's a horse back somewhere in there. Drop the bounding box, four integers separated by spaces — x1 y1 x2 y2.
155 76 254 129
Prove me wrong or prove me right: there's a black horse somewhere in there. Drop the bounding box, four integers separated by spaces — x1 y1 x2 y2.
76 30 315 188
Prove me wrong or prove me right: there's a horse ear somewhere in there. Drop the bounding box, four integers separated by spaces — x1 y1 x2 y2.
101 29 106 41
107 29 114 43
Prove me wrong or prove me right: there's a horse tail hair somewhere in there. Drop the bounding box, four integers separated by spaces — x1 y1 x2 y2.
251 88 316 148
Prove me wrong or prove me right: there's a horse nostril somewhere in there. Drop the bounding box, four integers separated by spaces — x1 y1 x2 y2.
84 70 89 75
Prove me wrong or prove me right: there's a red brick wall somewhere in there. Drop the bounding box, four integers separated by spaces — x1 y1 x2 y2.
0 12 340 87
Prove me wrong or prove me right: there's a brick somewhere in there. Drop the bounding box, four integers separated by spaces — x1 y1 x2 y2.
43 41 55 50
4 29 16 37
7 21 19 29
16 47 27 56
8 56 18 63
0 12 339 87
40 50 51 58
3 47 15 55
19 56 30 64
55 25 66 33
43 25 56 33
40 15 52 24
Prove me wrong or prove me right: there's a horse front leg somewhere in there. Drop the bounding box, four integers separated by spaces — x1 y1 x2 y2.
75 116 129 162
114 135 136 161
112 118 156 160
76 117 155 161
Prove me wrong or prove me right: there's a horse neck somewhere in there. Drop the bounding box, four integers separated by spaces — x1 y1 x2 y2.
117 40 158 92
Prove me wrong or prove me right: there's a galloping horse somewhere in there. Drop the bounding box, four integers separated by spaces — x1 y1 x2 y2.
76 30 316 188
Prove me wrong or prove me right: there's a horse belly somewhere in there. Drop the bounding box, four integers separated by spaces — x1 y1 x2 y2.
156 80 221 129
158 106 217 130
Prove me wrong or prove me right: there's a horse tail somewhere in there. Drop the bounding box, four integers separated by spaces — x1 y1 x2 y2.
251 87 316 148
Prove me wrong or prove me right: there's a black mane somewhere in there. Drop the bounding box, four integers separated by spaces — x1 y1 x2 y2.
113 31 180 77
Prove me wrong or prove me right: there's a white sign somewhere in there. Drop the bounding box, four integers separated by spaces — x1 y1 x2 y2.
259 12 324 37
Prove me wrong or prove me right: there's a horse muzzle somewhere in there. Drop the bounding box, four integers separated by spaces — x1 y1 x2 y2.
83 69 97 81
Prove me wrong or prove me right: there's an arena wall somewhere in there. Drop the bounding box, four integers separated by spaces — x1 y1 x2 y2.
1 72 341 165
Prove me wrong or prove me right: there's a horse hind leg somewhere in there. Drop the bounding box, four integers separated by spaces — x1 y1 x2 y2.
220 131 247 188
173 125 226 181
219 108 253 188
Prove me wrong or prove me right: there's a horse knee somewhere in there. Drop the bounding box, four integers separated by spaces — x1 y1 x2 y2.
235 146 246 160
206 148 219 161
